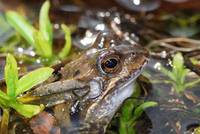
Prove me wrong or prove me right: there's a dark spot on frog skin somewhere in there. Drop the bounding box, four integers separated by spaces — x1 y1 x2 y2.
45 107 55 115
73 70 80 77
48 71 62 82
70 100 81 126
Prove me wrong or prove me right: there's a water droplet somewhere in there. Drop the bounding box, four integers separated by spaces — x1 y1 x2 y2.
115 0 160 12
17 47 24 53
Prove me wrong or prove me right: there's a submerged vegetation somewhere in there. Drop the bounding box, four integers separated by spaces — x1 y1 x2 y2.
6 1 71 65
159 53 200 94
165 13 200 37
108 84 158 134
119 86 157 134
0 54 53 134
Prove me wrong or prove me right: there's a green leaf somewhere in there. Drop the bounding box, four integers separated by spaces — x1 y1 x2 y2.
160 65 176 82
121 99 136 121
179 69 188 84
172 53 184 79
172 53 184 69
10 101 44 118
39 0 53 45
0 13 16 43
58 24 72 59
15 67 53 96
0 90 9 107
5 54 18 97
33 31 52 58
119 117 136 134
133 101 158 120
0 90 9 101
121 83 141 121
6 11 35 46
185 79 200 89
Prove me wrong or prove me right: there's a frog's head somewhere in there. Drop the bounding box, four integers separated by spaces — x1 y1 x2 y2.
60 41 149 97
83 44 149 129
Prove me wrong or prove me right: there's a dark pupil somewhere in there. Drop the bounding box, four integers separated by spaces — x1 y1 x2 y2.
104 58 118 68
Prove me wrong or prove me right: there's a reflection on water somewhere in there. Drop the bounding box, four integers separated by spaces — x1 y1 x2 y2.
115 0 160 12
142 58 200 134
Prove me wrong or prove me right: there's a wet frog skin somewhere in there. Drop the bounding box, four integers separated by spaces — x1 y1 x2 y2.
8 35 149 134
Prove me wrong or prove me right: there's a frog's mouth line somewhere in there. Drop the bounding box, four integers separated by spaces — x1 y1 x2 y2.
115 66 145 93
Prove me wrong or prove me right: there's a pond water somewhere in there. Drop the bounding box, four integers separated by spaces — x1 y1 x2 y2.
1 0 200 134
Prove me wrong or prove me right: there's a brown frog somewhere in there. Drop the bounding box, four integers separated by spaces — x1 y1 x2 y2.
8 34 149 134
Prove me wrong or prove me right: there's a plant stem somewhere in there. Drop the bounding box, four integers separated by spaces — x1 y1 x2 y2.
119 118 128 134
0 108 9 134
172 82 185 93
119 117 136 134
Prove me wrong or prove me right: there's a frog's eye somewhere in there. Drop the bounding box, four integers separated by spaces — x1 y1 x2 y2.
99 54 122 75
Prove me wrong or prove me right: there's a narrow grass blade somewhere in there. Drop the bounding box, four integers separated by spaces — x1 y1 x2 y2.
185 79 200 89
39 0 53 45
6 11 35 46
10 101 44 118
5 54 18 97
33 31 52 58
58 24 71 59
133 101 158 120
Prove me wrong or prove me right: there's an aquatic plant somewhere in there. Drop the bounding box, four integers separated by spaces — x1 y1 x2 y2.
0 14 20 53
5 1 71 62
0 54 53 134
162 12 200 37
160 52 200 93
114 84 158 134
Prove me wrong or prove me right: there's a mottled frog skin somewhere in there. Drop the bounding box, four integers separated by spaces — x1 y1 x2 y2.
7 34 149 134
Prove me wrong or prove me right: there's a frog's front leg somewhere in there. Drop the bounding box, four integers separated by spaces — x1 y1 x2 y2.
19 80 89 107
